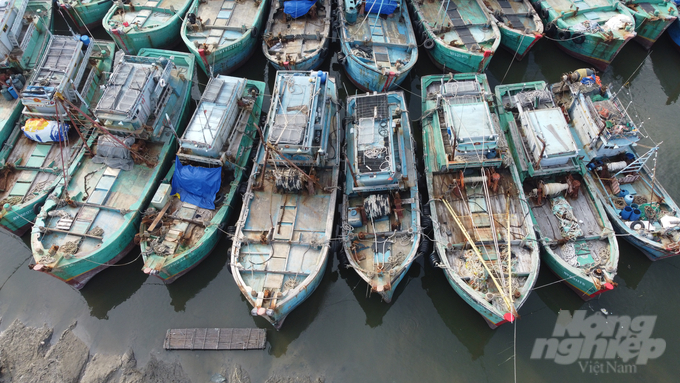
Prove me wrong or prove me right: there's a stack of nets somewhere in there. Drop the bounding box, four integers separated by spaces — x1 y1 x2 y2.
550 196 583 240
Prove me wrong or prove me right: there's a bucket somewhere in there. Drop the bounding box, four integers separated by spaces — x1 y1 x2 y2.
629 209 641 221
618 189 629 198
631 203 639 210
624 194 634 206
80 35 90 47
7 86 17 99
486 149 497 159
1 86 12 101
620 206 633 220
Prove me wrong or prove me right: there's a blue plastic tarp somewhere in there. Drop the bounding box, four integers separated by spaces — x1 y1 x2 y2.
171 157 222 210
365 0 398 15
284 0 316 18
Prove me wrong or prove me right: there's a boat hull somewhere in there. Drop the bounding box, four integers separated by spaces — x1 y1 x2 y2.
182 0 269 76
553 33 634 71
668 19 680 50
628 2 677 50
0 193 48 237
341 55 411 92
104 2 192 55
498 26 542 61
59 1 112 34
268 49 329 71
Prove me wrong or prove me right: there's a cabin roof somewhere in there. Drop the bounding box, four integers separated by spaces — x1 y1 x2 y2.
27 36 82 89
182 75 245 147
268 74 317 146
95 56 164 116
445 102 495 143
525 108 577 158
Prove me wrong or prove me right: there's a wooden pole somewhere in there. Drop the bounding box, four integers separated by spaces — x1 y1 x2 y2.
442 199 515 315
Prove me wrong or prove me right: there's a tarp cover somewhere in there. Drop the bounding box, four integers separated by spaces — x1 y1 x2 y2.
284 0 316 18
92 135 135 170
21 119 69 142
365 0 398 15
171 157 222 210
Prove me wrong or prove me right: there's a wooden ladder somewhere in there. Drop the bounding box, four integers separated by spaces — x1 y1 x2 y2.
161 202 199 254
273 195 299 241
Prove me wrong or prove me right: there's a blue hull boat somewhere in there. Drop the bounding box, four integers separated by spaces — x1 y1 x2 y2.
553 73 680 261
340 91 422 303
230 71 341 329
337 0 417 91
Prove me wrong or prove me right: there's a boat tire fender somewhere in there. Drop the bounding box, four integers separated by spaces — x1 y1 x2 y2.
423 38 435 50
251 26 258 38
541 7 549 20
573 32 586 44
545 21 557 36
214 193 225 205
630 221 645 231
337 51 346 65
33 201 44 215
429 252 441 268
557 30 571 41
226 248 233 274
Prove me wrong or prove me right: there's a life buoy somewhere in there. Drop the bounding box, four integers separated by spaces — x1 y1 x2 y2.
423 38 435 50
630 221 645 231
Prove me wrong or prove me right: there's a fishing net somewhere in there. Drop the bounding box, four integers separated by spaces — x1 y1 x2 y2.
559 242 578 267
550 196 583 239
60 241 80 254
0 196 22 206
89 226 104 236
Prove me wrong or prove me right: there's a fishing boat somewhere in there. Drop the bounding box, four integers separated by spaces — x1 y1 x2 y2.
339 91 422 302
181 0 270 76
103 0 194 54
57 0 112 34
420 73 539 328
0 0 54 152
0 37 115 236
262 0 331 70
407 0 501 73
230 70 340 329
532 0 637 70
668 0 680 50
622 0 677 49
552 71 680 261
30 50 195 289
496 81 619 299
483 0 543 60
138 75 265 283
336 0 417 91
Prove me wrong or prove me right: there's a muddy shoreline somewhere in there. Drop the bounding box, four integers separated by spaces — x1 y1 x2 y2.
0 319 323 383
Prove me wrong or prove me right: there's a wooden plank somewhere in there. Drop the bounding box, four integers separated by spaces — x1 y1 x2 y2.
164 328 266 350
148 199 172 232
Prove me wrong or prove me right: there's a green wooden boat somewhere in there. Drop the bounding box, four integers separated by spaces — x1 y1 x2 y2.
0 0 54 153
181 0 270 76
496 81 619 300
408 0 501 73
483 0 543 60
57 0 113 34
103 0 194 54
139 75 265 283
532 0 637 70
421 73 540 328
30 50 195 289
621 0 678 49
0 37 115 237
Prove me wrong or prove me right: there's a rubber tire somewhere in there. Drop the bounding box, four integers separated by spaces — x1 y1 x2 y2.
423 38 435 50
337 51 346 65
573 32 586 44
545 22 557 37
557 30 571 41
33 201 44 215
251 26 258 38
541 8 549 20
630 221 645 231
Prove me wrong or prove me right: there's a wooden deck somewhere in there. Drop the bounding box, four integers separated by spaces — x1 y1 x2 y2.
164 328 267 350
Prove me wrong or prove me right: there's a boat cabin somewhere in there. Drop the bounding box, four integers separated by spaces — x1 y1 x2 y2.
94 54 174 138
565 82 640 158
178 75 256 168
21 36 94 119
426 77 502 171
266 71 329 164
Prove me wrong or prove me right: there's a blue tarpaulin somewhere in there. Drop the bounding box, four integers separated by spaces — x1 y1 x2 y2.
171 157 222 210
365 0 398 15
284 0 316 18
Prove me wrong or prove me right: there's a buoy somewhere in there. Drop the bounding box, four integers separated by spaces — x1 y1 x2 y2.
604 282 614 290
80 35 91 47
624 194 634 206
503 313 515 323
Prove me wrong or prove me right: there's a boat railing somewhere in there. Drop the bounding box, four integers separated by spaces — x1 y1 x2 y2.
9 0 29 47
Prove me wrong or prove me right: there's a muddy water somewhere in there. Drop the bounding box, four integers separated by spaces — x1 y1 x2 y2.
1 14 680 383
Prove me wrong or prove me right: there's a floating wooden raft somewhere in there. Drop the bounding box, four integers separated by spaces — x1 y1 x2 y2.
163 328 267 350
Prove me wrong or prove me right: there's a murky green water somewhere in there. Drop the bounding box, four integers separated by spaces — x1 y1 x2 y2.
2 14 680 382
